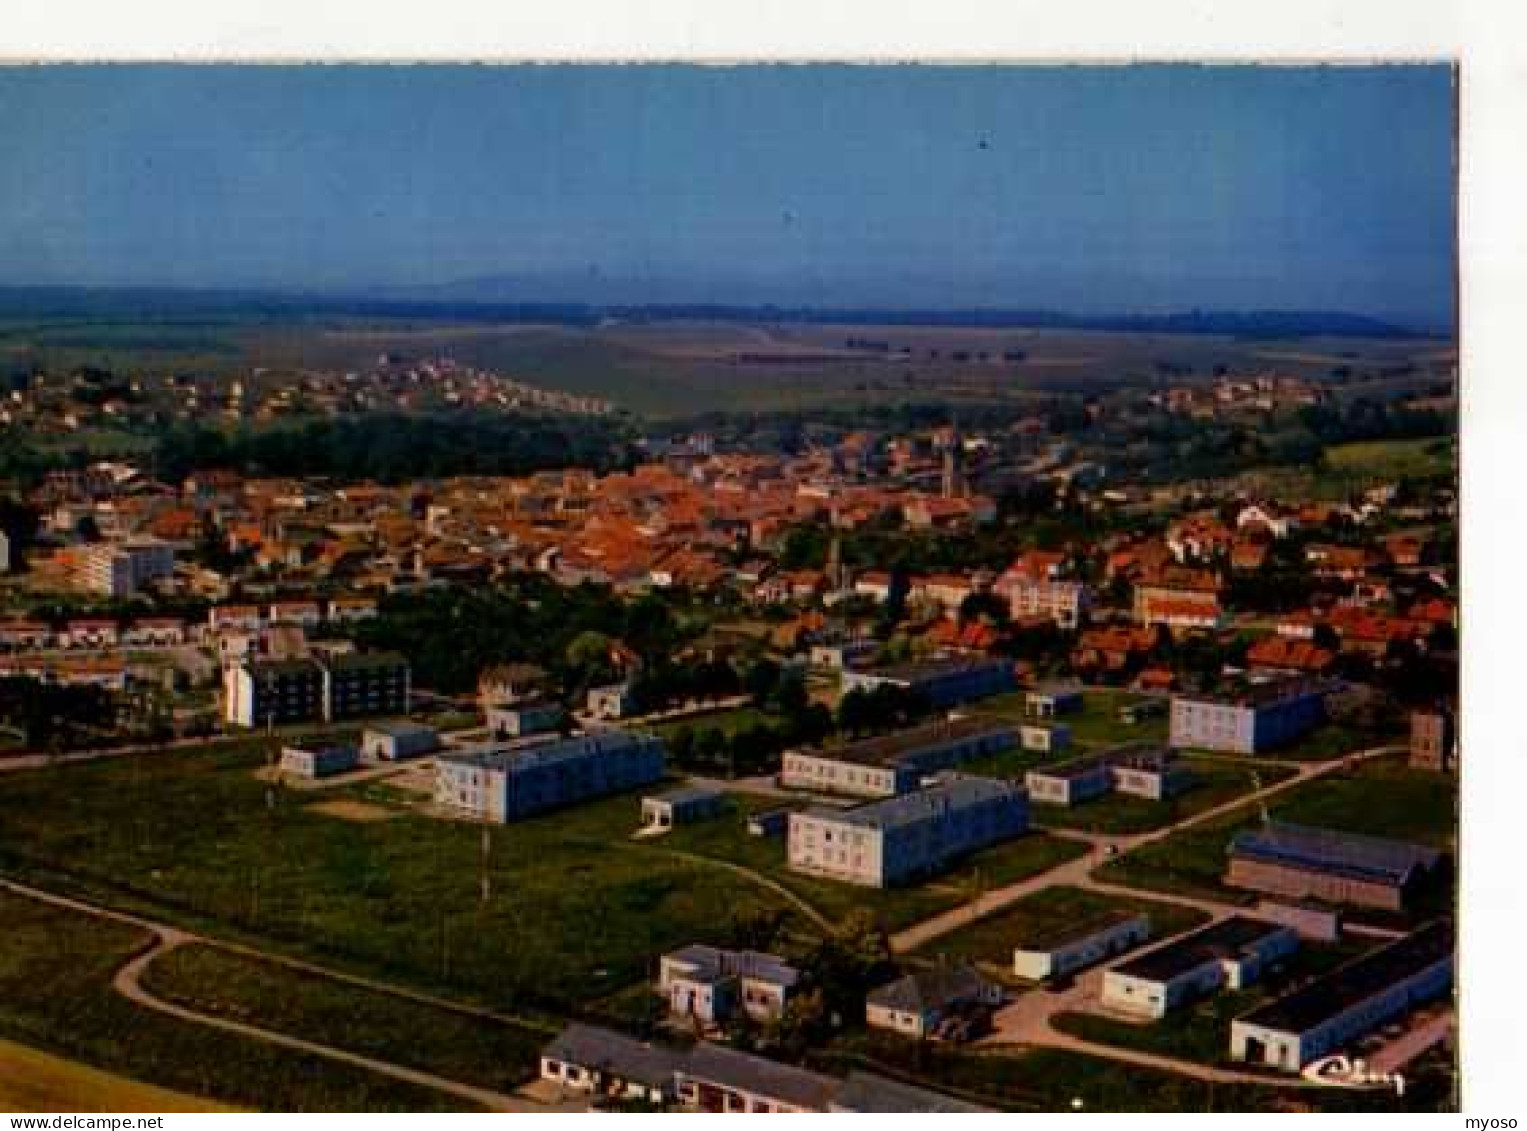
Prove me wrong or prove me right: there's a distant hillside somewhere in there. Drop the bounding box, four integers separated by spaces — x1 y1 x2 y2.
0 285 1441 340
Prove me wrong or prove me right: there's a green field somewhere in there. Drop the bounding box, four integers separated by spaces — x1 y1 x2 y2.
0 890 468 1112
1096 754 1458 905
140 944 551 1093
1323 437 1456 481
1031 757 1298 836
909 885 1209 970
0 1039 236 1113
973 688 1170 749
0 744 810 1013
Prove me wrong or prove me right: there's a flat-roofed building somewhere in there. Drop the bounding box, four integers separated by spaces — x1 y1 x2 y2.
787 774 1028 888
659 945 800 1026
1169 677 1332 754
279 740 358 779
434 731 664 822
1025 683 1084 718
643 785 726 829
1026 743 1192 807
360 721 438 762
1225 821 1442 912
1012 909 1151 981
779 716 1015 799
487 698 565 739
1020 723 1071 753
1231 921 1454 1071
840 656 1016 709
998 576 1091 630
1102 916 1298 1019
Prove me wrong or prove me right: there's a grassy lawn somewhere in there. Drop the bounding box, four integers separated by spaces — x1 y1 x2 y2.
1322 437 1455 481
0 1039 237 1113
1252 720 1405 762
654 793 1088 931
650 706 771 741
0 743 811 1015
1031 757 1298 835
0 890 469 1112
1051 936 1380 1066
974 688 1170 747
140 944 552 1093
910 885 1209 968
1096 754 1458 905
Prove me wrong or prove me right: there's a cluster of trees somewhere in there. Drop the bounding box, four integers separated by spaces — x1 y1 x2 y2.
152 412 635 485
348 578 697 696
0 676 116 752
665 662 833 778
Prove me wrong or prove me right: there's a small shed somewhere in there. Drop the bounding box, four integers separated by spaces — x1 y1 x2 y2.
1020 723 1072 753
642 786 727 829
361 721 439 762
1025 685 1083 719
747 807 793 838
280 741 358 780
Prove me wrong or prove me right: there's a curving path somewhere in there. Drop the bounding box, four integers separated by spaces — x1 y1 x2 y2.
0 878 560 1112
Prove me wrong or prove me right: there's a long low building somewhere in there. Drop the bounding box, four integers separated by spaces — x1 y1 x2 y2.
434 731 664 821
1231 921 1454 1071
539 1024 992 1112
1102 916 1299 1019
840 656 1017 708
779 716 1016 799
1012 909 1151 982
787 774 1029 888
1225 821 1443 912
1025 743 1192 807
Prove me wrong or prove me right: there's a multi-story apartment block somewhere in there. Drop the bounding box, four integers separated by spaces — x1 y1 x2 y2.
434 731 665 822
779 717 1016 799
224 657 325 727
996 576 1091 630
1169 678 1331 754
787 774 1028 888
77 537 174 597
321 651 411 722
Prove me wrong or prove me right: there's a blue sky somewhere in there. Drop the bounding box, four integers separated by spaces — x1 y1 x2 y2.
0 65 1455 325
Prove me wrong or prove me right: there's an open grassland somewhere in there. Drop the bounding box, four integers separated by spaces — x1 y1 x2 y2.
0 744 808 1014
1031 757 1298 836
1095 754 1457 906
2 314 1454 419
973 687 1170 747
0 1039 235 1113
0 891 470 1112
1323 436 1456 481
910 885 1209 967
140 944 551 1093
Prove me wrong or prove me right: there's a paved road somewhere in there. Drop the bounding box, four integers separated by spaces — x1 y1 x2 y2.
0 878 562 1112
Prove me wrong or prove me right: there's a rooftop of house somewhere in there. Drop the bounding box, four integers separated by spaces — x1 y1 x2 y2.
848 655 1011 683
831 1070 994 1113
865 965 996 1013
680 1043 840 1111
439 729 659 774
1011 906 1148 953
541 1022 687 1090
